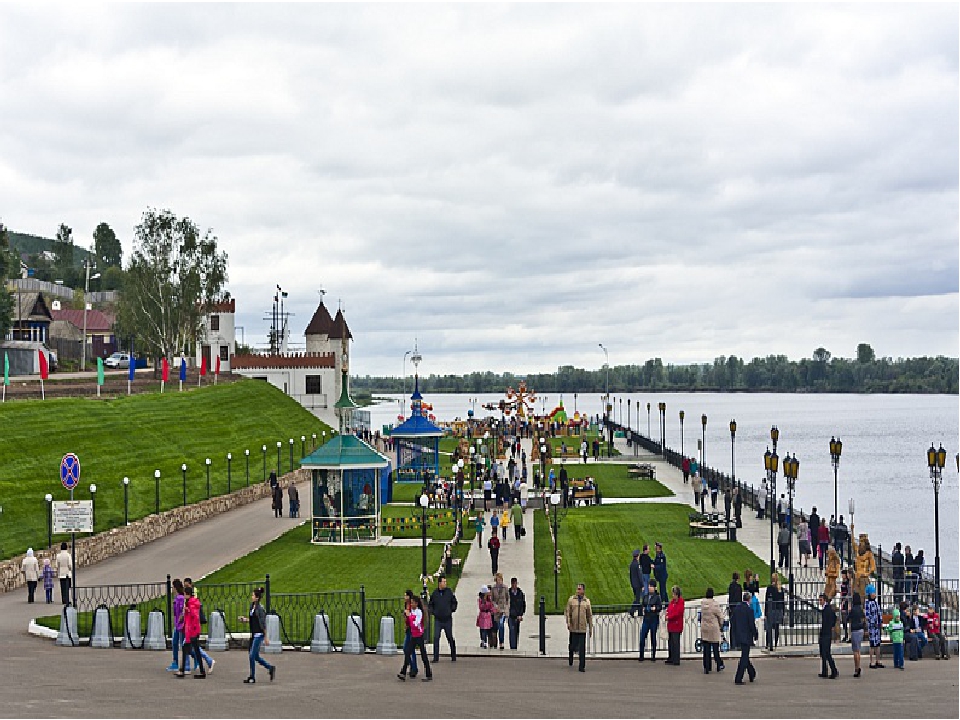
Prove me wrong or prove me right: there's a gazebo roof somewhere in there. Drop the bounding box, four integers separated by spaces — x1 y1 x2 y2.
300 434 390 469
391 413 443 438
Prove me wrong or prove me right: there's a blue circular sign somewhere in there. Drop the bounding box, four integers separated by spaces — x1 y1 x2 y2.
60 453 80 491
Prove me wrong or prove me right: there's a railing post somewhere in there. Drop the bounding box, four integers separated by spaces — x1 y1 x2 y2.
539 595 546 656
360 584 367 649
265 574 271 614
166 574 173 642
876 545 883 610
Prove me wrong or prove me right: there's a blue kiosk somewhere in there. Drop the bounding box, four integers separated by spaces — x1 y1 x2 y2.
390 372 443 488
301 365 390 544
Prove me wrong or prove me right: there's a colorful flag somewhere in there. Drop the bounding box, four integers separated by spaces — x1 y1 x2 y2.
161 357 169 382
38 349 49 380
128 354 136 382
96 357 104 386
179 357 187 382
200 357 207 377
3 352 8 386
215 356 220 375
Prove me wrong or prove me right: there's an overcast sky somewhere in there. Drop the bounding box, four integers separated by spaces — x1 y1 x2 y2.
1 4 957 376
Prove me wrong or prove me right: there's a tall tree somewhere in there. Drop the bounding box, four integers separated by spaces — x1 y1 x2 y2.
93 222 122 267
0 223 14 338
52 223 75 268
115 208 228 361
856 343 875 364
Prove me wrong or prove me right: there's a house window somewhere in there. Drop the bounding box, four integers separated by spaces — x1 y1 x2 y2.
209 315 220 331
219 346 229 361
305 375 323 394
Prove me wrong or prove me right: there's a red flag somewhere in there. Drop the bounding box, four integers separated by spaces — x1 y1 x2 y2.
161 357 169 382
38 349 49 380
200 357 207 376
215 356 221 375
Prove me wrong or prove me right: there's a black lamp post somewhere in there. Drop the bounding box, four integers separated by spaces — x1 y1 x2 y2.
244 449 250 487
646 402 651 438
730 419 737 490
829 436 842 525
122 478 129 525
658 402 666 457
701 414 707 471
289 438 294 472
45 493 53 548
574 392 578 414
765 425 780 574
154 470 161 514
540 439 547 491
227 453 232 493
927 443 946 613
419 492 430 596
181 464 188 506
783 452 799 627
89 484 97 534
679 410 685 459
550 491 564 609
205 458 212 499
311 432 317 449
276 441 282 474
261 445 267 481
627 399 631 434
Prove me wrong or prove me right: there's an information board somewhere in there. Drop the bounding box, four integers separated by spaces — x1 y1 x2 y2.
52 500 93 534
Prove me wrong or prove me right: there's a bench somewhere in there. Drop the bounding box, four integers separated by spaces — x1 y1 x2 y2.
629 464 656 479
689 521 735 540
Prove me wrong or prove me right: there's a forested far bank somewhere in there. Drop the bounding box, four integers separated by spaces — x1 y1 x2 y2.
353 349 958 395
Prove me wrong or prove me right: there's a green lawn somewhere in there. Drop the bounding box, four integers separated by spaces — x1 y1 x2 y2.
558 462 672 498
381 504 475 541
0 381 331 560
534 503 767 612
544 435 619 458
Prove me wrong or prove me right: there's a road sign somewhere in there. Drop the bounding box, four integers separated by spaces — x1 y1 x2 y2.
53 500 93 534
60 453 81 491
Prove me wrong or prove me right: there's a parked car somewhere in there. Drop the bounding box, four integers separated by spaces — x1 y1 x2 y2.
104 352 131 369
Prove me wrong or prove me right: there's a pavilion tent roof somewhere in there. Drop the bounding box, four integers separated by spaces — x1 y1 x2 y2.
300 434 390 469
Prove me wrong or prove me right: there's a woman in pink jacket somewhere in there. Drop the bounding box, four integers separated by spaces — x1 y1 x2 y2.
665 585 685 666
476 585 495 649
176 586 206 678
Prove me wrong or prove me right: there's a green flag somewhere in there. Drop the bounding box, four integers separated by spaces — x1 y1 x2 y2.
3 352 8 386
97 357 104 386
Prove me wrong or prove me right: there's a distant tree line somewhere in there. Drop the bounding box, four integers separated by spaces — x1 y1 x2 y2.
352 345 958 395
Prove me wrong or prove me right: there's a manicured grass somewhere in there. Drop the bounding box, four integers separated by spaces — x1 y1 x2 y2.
200 523 468 596
381 504 475 541
544 435 619 458
0 381 331 561
534 503 767 612
558 462 672 498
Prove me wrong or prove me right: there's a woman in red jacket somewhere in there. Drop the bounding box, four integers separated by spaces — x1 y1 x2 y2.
665 585 685 666
176 586 206 678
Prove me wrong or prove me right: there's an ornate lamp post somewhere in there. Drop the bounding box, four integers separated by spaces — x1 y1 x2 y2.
227 453 232 493
45 493 53 548
540 438 547 490
154 470 161 515
627 399 631 434
181 463 188 506
679 410 685 459
829 436 842 525
701 414 708 471
729 420 737 490
927 443 946 613
658 402 666 456
457 458 465 511
764 444 779 574
89 484 97 534
646 402 651 438
205 458 212 499
550 491 568 610
122 478 129 525
783 452 799 626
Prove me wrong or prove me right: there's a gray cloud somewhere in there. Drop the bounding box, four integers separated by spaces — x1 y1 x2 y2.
0 4 956 375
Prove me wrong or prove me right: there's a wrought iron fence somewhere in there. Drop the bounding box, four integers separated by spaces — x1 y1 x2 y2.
269 589 364 648
70 581 170 643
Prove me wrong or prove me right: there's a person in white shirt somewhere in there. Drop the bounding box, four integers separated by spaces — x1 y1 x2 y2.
55 542 73 605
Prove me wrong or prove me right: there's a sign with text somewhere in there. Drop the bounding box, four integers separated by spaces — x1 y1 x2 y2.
52 500 93 534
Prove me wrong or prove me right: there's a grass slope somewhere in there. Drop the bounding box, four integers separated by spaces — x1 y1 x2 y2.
559 462 672 498
0 380 330 560
535 504 767 612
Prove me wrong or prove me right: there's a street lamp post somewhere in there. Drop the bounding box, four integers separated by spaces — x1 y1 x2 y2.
300 435 306 458
45 493 53 548
401 350 412 420
244 449 250 487
550 492 562 609
783 453 799 627
848 498 856 566
262 445 267 481
181 464 188 506
627 399 631 434
289 439 295 473
89 484 97 534
927 443 946 613
765 425 780 574
154 470 161 515
599 344 609 455
276 441 282 474
701 414 708 471
540 439 547 490
227 453 232 493
419 492 430 596
311 433 317 449
829 436 842 525
646 403 651 438
205 458 212 499
679 411 685 459
730 420 737 490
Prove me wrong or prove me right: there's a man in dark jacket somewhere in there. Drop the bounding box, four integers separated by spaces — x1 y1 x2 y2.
727 572 743 638
818 594 839 678
731 592 757 684
808 508 821 564
629 549 643 618
638 579 663 662
639 546 653 601
428 576 458 662
507 577 526 650
653 543 669 603
559 464 569 508
891 543 905 603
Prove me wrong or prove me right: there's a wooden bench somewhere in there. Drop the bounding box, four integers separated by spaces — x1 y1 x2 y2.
572 488 597 506
689 521 735 540
629 464 656 479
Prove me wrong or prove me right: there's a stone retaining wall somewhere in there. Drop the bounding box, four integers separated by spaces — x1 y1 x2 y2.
0 469 308 593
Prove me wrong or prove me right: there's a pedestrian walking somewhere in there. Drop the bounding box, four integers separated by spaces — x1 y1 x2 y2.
817 594 839 679
42 557 54 604
508 577 526 650
797 518 812 568
764 574 784 651
55 542 72 605
500 507 509 541
398 594 432 682
428 576 457 662
727 572 743 640
490 573 509 650
487 534 501 576
474 512 485 549
490 510 500 541
731 592 758 684
476 585 495 648
238 587 274 683
629 549 643 618
653 542 669 603
168 579 193 673
864 584 884 669
682 456 690 484
734 487 743 528
777 523 790 569
692 474 702 509
176 585 206 679
565 583 593 672
700 587 725 674
511 501 523 540
839 569 851 641
817 520 830 570
287 483 300 518
639 578 662 662
665 585 684 665
848 592 865 677
182 578 215 673
272 482 283 518
400 590 419 676
709 476 719 509
21 548 39 603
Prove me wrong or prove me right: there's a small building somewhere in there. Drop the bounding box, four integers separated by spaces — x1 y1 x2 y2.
390 374 443 485
7 291 52 343
196 299 236 372
300 365 390 544
49 307 117 361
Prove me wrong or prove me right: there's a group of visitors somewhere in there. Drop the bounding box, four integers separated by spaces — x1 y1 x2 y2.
20 545 69 605
268 471 299 519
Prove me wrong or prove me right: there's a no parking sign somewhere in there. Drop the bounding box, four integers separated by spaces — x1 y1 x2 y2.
61 453 81 492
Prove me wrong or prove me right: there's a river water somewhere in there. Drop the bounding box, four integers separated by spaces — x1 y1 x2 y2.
366 391 959 576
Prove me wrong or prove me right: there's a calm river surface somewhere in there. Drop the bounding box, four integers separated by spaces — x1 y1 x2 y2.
367 392 959 576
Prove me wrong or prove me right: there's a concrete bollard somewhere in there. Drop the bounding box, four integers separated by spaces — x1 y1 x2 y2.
143 610 167 651
342 613 364 655
376 615 398 655
310 613 333 654
122 609 143 649
261 613 282 654
91 607 113 648
56 606 79 647
206 610 228 651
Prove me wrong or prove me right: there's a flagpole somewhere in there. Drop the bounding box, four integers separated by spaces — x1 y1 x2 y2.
40 378 44 400
161 380 164 394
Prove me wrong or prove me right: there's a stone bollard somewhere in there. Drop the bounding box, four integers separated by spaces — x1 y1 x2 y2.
143 610 167 651
310 613 333 654
342 613 364 654
207 610 228 651
261 613 282 654
376 615 399 655
122 609 143 649
91 607 113 648
56 606 79 647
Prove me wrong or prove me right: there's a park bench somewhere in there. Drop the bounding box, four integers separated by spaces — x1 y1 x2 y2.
628 464 656 479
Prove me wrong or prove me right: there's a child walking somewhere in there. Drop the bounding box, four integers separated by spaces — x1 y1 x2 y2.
42 557 54 603
887 608 905 670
